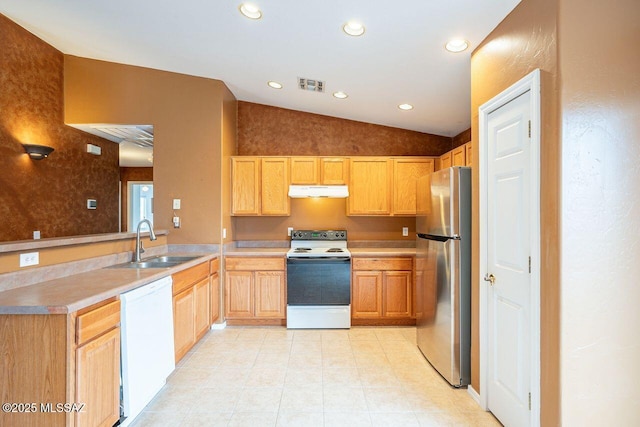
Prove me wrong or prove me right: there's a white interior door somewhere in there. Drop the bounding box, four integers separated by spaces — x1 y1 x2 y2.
486 90 532 426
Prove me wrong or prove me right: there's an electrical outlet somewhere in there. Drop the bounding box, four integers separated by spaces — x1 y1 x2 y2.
402 227 409 237
287 227 293 236
223 228 227 239
20 252 39 267
33 230 40 240
173 216 180 228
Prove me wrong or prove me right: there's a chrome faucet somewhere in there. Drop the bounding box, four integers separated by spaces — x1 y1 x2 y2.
135 219 157 262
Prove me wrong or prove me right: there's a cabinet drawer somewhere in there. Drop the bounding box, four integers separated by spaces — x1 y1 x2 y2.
225 257 285 271
210 258 220 274
173 262 209 295
352 257 413 271
76 299 121 345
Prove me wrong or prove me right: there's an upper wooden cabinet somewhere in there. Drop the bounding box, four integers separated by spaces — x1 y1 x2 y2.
290 157 349 185
347 157 393 215
290 157 319 184
320 157 349 184
452 145 466 166
439 152 452 170
231 157 260 215
261 157 290 215
392 158 434 215
465 142 472 166
231 157 290 216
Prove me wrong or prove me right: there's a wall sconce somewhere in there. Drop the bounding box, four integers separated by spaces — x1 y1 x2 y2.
23 144 54 160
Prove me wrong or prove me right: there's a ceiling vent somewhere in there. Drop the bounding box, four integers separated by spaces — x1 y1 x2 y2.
298 77 325 93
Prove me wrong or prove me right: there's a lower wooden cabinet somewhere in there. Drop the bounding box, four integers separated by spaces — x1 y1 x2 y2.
0 297 122 427
351 257 414 325
172 261 211 363
76 326 121 427
224 257 286 325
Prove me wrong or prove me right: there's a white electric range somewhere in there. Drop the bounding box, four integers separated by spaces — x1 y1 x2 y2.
285 230 351 329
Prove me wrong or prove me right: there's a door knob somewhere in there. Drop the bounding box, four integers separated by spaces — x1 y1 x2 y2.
483 273 496 286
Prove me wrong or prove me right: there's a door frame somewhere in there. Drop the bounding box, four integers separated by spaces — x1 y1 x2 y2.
478 69 541 425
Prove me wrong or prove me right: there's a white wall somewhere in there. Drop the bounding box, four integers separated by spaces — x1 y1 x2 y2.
560 0 640 424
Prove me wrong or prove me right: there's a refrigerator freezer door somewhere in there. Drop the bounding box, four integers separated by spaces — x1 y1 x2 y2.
416 167 460 237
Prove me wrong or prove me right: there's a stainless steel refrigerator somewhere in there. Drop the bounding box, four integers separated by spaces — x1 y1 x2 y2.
416 166 471 387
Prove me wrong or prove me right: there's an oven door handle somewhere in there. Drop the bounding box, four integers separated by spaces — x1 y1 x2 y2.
287 257 351 262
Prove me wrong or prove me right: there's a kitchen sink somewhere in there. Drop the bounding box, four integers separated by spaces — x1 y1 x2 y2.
106 255 200 269
145 256 200 263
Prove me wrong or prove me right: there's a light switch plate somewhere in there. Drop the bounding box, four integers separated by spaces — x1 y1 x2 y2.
287 227 293 236
20 252 39 267
173 199 181 209
402 227 409 236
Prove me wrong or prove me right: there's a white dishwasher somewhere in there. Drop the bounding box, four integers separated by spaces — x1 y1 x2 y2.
119 276 175 426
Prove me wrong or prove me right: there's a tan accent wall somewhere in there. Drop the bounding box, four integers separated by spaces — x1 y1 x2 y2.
0 235 167 274
238 102 452 156
221 87 238 244
64 57 237 245
234 199 416 242
119 167 153 232
0 14 119 242
559 0 640 424
470 0 560 423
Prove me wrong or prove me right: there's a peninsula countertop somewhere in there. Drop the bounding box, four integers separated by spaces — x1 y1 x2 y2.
0 253 218 315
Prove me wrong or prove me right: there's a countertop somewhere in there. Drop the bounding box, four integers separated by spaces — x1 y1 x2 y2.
224 247 415 257
0 253 217 315
0 246 415 315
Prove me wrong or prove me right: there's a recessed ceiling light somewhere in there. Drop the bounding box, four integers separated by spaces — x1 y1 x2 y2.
239 3 262 20
343 21 365 37
398 103 414 111
333 91 348 99
267 81 282 89
445 38 469 53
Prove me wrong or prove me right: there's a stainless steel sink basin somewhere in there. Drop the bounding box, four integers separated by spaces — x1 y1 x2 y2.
106 261 181 269
146 256 200 263
106 255 200 269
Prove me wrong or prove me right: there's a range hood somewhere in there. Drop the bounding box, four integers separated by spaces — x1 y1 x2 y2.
288 185 349 198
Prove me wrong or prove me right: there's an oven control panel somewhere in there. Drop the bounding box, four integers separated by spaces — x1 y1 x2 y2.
291 230 347 241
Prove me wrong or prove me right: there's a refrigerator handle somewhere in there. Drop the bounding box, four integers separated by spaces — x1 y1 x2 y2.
417 233 460 242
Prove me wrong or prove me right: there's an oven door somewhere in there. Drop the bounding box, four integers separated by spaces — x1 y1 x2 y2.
286 257 351 305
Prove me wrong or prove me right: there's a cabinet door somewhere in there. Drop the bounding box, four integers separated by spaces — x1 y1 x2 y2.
320 157 348 184
76 327 120 427
393 158 435 215
291 157 319 184
194 277 210 340
231 157 260 215
352 271 383 318
210 273 220 324
173 288 195 362
440 152 452 169
383 271 412 318
261 157 290 215
225 271 254 318
465 143 473 166
348 158 392 215
255 271 285 318
452 146 466 166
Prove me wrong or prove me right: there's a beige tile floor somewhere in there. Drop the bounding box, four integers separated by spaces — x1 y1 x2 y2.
132 326 502 427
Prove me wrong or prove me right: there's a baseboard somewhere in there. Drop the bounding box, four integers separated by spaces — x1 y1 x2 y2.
210 321 227 330
467 384 482 407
